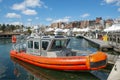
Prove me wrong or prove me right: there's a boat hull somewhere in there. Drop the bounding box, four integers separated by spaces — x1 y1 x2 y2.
10 50 107 71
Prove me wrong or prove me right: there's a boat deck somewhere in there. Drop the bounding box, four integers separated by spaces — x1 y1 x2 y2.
107 56 120 80
41 49 92 57
84 36 112 50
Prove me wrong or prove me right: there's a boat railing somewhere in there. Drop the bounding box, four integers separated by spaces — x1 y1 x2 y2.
12 43 26 53
12 34 28 52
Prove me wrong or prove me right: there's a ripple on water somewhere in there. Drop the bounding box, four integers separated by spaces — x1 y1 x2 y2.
0 63 7 79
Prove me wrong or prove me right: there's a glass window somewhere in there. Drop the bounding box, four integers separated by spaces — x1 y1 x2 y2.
51 40 66 50
42 41 49 50
28 41 33 48
34 42 39 49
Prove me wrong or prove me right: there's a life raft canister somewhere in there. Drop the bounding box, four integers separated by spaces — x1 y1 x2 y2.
12 35 17 43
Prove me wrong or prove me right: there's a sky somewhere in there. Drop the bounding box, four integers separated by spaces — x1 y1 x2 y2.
0 0 120 26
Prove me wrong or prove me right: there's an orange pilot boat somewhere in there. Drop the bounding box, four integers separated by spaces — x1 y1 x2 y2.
10 33 107 71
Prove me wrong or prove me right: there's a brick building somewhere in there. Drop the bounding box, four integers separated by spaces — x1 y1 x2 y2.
105 19 114 28
50 17 113 31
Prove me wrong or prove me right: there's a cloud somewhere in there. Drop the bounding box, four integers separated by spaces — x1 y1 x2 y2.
80 13 90 18
118 8 120 12
104 0 120 6
46 18 53 21
10 22 23 25
100 2 105 5
24 0 42 8
12 3 25 11
12 0 47 11
116 1 120 6
103 0 120 12
22 9 37 15
0 0 2 3
52 17 71 23
6 13 21 18
12 0 42 10
104 0 117 4
27 19 32 22
35 17 39 20
44 5 48 9
11 0 47 16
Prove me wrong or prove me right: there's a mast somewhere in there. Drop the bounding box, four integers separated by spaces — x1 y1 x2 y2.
39 31 42 55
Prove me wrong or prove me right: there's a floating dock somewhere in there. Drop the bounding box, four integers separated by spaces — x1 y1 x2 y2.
109 42 120 53
82 36 119 65
0 33 21 38
107 56 120 80
83 36 112 50
107 54 119 64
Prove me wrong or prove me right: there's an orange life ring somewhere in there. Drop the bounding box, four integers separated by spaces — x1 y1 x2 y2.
12 35 17 43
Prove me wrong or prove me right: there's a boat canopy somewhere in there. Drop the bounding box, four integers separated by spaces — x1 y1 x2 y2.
26 35 69 55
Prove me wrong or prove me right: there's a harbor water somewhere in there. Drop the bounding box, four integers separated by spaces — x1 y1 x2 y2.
0 37 114 80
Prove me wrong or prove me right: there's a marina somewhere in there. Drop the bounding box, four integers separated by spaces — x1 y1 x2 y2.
0 34 119 80
1 0 120 80
1 26 120 80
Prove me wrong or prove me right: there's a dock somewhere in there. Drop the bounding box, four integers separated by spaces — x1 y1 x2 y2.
109 42 120 52
107 54 119 64
0 32 22 38
82 36 119 64
83 36 112 50
107 56 120 80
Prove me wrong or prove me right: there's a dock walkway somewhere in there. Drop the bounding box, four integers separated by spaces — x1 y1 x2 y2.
107 56 120 80
107 54 119 64
0 32 22 38
109 42 120 52
83 36 119 64
83 36 112 50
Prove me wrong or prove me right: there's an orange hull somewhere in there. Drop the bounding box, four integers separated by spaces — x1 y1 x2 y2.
10 50 107 71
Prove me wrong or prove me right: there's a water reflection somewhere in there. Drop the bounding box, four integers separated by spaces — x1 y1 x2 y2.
11 57 100 80
0 39 11 45
11 57 57 80
0 63 7 79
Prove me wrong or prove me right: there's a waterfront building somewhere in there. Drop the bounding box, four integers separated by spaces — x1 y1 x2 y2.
50 17 107 31
105 19 114 28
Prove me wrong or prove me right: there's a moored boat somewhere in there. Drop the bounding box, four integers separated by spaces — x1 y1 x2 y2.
10 33 107 71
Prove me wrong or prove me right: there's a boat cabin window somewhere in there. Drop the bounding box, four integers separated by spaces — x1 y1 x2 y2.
51 40 66 50
34 42 39 49
42 41 49 50
28 41 33 48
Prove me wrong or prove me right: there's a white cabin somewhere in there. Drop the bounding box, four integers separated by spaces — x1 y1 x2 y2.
26 35 70 57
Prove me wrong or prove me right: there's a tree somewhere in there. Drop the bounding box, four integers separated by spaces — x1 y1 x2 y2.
27 27 32 34
0 24 2 30
1 24 6 32
10 25 15 32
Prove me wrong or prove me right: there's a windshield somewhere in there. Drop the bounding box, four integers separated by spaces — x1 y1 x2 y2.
50 39 67 50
